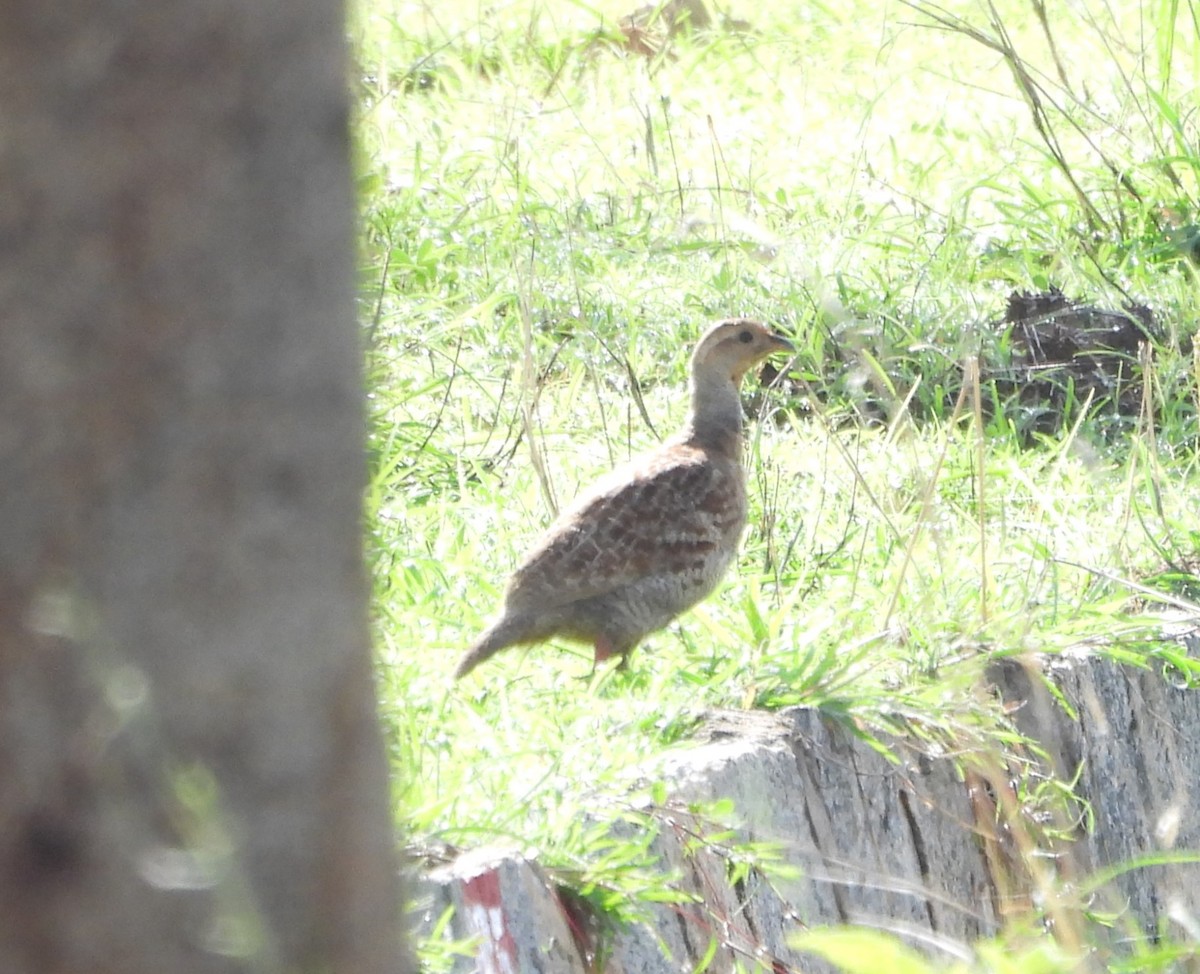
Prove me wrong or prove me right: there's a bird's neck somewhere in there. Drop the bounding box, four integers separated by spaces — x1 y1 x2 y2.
683 364 743 458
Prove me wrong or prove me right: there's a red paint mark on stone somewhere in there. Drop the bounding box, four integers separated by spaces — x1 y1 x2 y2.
462 869 519 974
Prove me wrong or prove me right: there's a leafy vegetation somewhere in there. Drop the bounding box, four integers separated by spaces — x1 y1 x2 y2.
352 0 1200 969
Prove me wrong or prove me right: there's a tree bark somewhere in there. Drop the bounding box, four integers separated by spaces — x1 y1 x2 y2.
0 2 406 972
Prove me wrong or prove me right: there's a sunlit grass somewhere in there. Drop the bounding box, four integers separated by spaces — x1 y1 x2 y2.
355 0 1200 968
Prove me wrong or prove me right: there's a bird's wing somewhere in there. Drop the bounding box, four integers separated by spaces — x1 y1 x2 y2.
504 445 744 611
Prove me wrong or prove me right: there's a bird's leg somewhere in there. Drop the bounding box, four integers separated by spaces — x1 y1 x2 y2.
594 635 636 675
570 635 617 683
577 634 623 682
593 634 617 663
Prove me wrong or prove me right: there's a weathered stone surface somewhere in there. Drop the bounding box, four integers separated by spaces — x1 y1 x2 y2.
990 645 1200 939
415 709 1000 971
418 643 1200 971
417 848 589 974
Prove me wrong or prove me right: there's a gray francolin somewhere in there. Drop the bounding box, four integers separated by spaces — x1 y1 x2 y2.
455 318 792 678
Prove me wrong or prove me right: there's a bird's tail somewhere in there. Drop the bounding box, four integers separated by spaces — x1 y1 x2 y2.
454 616 525 679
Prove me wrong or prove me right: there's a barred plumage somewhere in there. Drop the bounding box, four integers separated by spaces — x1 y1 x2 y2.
456 318 791 678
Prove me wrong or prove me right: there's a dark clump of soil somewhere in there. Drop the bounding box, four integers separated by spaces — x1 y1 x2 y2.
753 288 1170 445
988 287 1158 437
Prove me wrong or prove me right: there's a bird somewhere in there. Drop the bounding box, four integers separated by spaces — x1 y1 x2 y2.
455 318 792 679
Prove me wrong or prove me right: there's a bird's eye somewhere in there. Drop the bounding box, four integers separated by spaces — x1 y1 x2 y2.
738 329 754 344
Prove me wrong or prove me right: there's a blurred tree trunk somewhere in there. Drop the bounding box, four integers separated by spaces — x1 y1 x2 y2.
0 2 407 972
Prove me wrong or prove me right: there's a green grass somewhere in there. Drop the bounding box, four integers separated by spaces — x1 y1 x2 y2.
353 0 1200 968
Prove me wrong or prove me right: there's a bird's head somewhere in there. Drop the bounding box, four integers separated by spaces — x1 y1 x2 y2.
691 318 793 385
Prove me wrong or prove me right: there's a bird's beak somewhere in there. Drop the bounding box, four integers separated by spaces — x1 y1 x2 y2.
768 332 794 353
